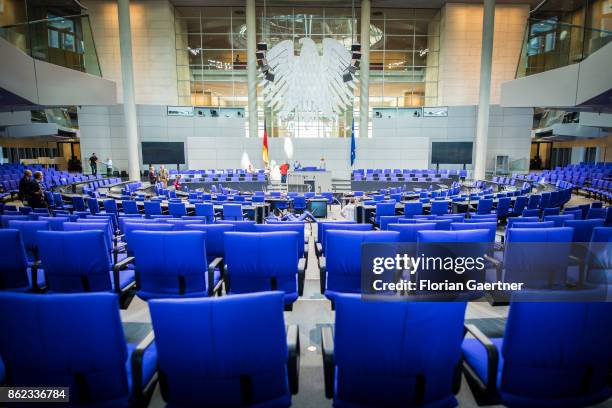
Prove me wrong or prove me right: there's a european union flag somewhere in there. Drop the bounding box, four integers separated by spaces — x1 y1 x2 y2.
350 118 356 166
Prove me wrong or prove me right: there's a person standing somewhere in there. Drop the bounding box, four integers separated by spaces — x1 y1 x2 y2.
148 165 157 185
28 171 47 209
279 161 290 184
18 170 33 203
89 153 98 176
105 157 113 177
158 165 169 188
173 174 182 190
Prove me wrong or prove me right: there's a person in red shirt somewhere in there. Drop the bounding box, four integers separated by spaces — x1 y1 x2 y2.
173 175 182 190
279 162 290 184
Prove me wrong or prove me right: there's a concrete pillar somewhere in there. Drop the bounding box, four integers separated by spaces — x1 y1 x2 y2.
117 0 140 180
473 0 495 180
246 0 258 139
359 0 371 138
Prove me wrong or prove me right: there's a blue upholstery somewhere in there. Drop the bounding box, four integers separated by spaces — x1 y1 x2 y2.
379 215 401 230
130 231 212 299
118 217 152 234
144 201 162 216
527 194 541 209
522 208 540 217
323 231 399 301
541 207 560 217
511 221 555 229
586 207 607 220
216 220 256 232
451 222 497 243
317 221 355 240
122 200 139 215
88 213 119 232
149 292 291 408
168 202 187 218
473 199 493 215
503 228 573 288
507 217 539 229
293 196 306 211
332 294 466 408
388 222 436 242
585 227 612 292
163 219 204 231
564 219 605 242
194 202 216 223
319 223 372 255
1 214 29 228
63 222 114 257
0 229 31 290
462 298 612 407
224 232 301 305
38 231 134 294
254 223 306 259
372 202 396 224
8 220 49 260
430 200 449 216
495 197 511 218
223 203 245 221
185 223 234 263
103 199 120 214
404 202 423 217
72 196 87 212
543 214 575 227
415 218 453 230
37 216 70 231
0 292 157 407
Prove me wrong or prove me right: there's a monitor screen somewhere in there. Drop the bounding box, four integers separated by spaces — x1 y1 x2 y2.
141 142 185 165
431 142 473 164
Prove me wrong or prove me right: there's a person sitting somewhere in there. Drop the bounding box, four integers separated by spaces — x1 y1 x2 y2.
18 170 33 203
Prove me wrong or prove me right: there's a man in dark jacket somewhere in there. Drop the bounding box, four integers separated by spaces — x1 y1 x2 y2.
28 171 47 209
18 170 33 203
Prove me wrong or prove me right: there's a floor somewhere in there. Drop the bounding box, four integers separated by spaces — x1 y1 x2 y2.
120 199 611 408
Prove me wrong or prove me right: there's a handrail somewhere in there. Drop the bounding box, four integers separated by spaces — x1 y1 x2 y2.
0 14 90 29
527 17 612 35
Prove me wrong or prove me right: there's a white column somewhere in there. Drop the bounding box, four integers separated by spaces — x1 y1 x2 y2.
473 0 495 180
359 0 371 138
117 0 140 180
246 0 258 139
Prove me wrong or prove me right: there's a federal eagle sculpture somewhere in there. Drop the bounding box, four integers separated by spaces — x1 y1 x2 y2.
262 38 356 120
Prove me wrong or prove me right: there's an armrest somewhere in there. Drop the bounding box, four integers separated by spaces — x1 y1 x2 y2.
319 257 327 294
464 323 499 393
208 257 224 296
113 256 135 294
321 326 335 399
484 254 502 269
297 258 306 296
286 324 300 394
130 331 156 401
30 260 42 291
315 242 323 257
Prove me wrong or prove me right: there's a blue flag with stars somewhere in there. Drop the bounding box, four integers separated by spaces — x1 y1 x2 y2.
350 118 356 166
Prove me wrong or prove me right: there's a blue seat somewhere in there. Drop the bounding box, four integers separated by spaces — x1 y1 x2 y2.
143 201 162 217
0 292 158 407
511 221 555 229
168 202 187 218
370 202 396 225
216 220 256 232
320 230 399 302
293 196 306 212
403 202 423 218
123 222 173 257
316 222 372 256
415 218 454 230
223 203 246 221
130 231 222 299
37 230 135 307
88 198 105 215
255 223 308 261
586 207 607 219
564 219 605 242
472 199 493 215
88 213 119 232
103 199 121 215
527 194 541 209
194 202 216 223
521 208 540 217
122 200 139 215
502 228 573 288
543 214 575 227
322 294 467 407
71 196 87 212
64 221 126 264
8 220 49 262
510 196 528 216
378 215 401 230
149 292 298 407
224 232 304 307
388 222 436 243
507 216 539 229
585 227 612 297
430 200 449 216
462 296 612 406
494 197 511 219
184 223 234 266
541 207 560 217
451 221 497 243
1 214 29 228
37 216 70 231
0 229 41 290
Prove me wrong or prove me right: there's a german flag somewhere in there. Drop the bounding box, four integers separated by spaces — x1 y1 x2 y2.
262 119 269 166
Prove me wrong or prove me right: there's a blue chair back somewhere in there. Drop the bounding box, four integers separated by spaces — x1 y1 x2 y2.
543 214 575 227
224 232 299 304
1 215 29 228
223 203 244 221
149 292 290 407
164 219 204 231
0 230 30 289
293 196 306 210
404 202 423 217
379 216 400 230
194 202 215 223
168 202 187 218
374 202 395 223
325 231 399 300
542 207 560 217
527 194 541 209
130 231 209 299
63 222 113 255
103 199 119 214
124 222 173 256
319 223 372 254
88 198 101 214
475 199 493 215
38 231 112 292
507 216 539 228
564 219 605 242
216 220 256 232
522 208 540 217
8 220 49 258
72 196 86 212
144 201 162 216
122 200 139 215
451 222 497 243
388 222 436 243
496 197 511 217
415 218 453 230
37 216 69 231
185 224 234 261
586 207 607 220
430 200 449 216
333 294 466 408
254 223 305 258
512 221 555 229
0 292 134 406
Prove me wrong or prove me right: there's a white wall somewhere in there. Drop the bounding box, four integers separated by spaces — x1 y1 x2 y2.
83 0 178 105
438 3 529 106
79 104 533 178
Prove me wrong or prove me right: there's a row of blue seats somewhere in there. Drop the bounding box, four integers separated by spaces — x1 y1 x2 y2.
3 289 609 407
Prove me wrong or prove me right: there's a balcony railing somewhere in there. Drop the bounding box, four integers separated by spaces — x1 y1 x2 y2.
0 14 101 76
516 18 612 78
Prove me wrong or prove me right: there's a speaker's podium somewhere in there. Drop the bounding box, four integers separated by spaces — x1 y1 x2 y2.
290 169 332 192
